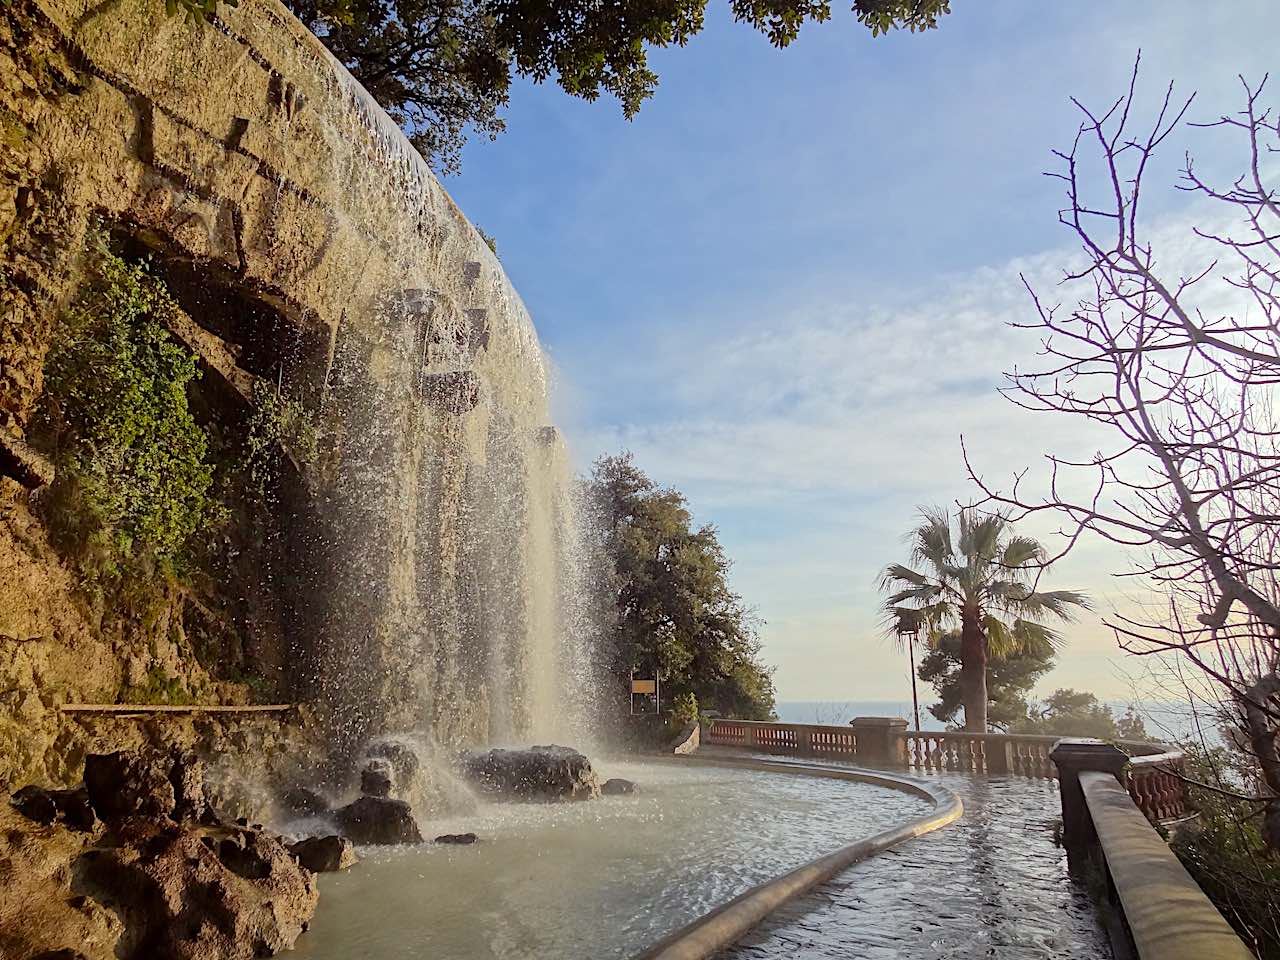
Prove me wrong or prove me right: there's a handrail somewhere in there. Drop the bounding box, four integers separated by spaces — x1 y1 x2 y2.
1081 771 1253 960
60 703 297 714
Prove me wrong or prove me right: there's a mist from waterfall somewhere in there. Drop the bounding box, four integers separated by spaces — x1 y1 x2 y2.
249 22 607 767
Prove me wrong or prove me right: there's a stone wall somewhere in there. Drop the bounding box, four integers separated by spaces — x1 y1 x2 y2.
0 0 564 786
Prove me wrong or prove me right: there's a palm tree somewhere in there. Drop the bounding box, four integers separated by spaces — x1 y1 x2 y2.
881 506 1089 732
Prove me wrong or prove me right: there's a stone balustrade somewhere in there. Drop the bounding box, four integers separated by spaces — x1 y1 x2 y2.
702 718 1187 824
1050 739 1251 960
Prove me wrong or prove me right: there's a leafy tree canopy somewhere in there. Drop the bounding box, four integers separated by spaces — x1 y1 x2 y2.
1011 688 1148 740
586 452 775 720
917 631 1055 731
279 0 951 171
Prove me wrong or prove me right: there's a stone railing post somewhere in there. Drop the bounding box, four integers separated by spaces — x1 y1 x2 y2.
987 739 1013 776
850 717 908 767
797 727 813 756
1050 738 1129 868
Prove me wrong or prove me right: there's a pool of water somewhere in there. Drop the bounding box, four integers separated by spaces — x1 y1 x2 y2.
725 764 1112 960
291 758 926 960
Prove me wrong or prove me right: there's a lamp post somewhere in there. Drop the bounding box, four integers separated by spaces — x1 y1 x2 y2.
897 622 922 733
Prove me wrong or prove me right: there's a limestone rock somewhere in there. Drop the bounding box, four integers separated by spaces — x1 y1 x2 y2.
459 745 601 802
364 738 421 785
288 835 356 872
11 784 96 831
78 822 318 959
83 749 207 824
602 778 638 796
335 795 423 845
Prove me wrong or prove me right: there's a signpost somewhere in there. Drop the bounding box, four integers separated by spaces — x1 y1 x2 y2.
630 669 661 715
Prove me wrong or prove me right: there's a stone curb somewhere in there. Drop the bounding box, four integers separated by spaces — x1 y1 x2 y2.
630 755 964 960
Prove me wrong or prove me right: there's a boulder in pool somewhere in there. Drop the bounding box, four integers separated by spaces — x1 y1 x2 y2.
459 744 600 802
289 835 357 872
279 786 330 819
335 795 423 845
602 778 638 796
359 759 394 799
433 832 478 845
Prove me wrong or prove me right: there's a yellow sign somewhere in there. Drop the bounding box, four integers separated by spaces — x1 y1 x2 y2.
631 679 657 695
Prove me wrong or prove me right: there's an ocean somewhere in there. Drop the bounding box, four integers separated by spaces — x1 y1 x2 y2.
773 699 1215 743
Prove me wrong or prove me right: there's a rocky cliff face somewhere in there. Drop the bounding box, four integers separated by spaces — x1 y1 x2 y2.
0 0 595 790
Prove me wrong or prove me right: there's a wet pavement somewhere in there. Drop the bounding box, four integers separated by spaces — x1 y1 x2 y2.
721 766 1112 960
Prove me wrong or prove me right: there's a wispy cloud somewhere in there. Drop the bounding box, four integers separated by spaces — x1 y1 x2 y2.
569 202 1245 700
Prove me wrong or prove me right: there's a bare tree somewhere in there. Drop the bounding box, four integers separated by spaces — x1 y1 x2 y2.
965 56 1280 849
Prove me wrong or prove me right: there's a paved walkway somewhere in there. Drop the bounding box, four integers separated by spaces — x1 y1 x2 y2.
722 768 1112 959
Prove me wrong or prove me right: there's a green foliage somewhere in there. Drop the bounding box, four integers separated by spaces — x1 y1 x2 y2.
1172 745 1280 957
671 691 699 726
275 0 949 172
1010 688 1148 739
244 380 320 501
121 665 197 705
587 452 775 720
37 241 225 587
917 631 1054 731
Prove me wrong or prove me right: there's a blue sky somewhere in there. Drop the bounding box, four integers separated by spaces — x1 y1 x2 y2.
445 1 1280 705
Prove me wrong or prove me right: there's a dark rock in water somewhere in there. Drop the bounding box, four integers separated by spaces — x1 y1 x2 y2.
279 787 330 818
602 778 638 796
289 835 357 872
77 820 318 957
365 739 421 786
460 744 601 802
433 832 477 845
336 795 423 844
360 758 393 798
12 784 97 831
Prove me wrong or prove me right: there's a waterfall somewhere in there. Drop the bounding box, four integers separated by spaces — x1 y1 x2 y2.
227 13 606 761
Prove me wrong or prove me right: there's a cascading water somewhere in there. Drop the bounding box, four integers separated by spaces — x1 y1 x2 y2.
238 17 607 776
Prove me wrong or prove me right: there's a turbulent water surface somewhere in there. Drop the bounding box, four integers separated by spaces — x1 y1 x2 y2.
291 759 926 960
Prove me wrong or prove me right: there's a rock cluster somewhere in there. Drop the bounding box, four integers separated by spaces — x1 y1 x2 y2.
602 778 638 796
333 759 423 845
460 744 601 802
2 748 318 960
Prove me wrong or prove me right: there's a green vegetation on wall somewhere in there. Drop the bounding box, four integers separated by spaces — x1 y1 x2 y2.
36 238 226 587
244 379 320 502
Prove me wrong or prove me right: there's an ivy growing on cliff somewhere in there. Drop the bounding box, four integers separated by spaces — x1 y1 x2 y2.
244 380 320 503
36 239 226 586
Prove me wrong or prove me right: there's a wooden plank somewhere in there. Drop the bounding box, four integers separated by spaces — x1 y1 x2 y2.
61 703 296 714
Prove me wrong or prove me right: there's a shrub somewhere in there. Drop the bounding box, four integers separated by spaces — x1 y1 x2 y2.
37 239 225 586
244 379 319 501
671 691 699 727
1171 745 1280 957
